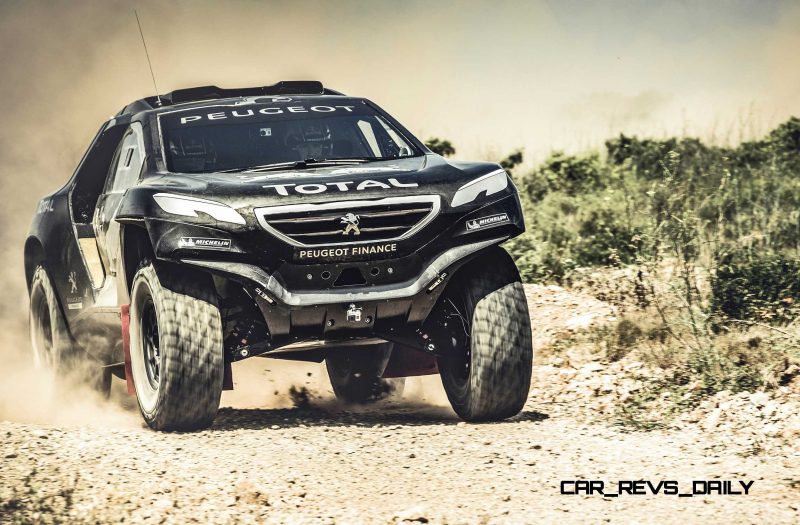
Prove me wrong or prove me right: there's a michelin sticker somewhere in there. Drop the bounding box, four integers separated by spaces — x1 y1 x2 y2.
179 237 232 250
466 213 510 231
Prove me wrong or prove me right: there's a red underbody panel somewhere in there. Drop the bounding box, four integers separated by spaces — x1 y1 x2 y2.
382 345 439 378
121 304 134 395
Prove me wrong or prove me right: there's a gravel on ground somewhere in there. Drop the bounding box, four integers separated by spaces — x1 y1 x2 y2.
1 284 798 524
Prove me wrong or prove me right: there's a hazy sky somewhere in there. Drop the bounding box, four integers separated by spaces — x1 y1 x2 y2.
2 0 799 167
0 0 797 313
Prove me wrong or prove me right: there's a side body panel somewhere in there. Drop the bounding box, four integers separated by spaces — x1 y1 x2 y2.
27 117 134 363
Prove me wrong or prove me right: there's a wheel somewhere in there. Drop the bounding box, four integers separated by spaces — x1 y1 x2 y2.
29 265 76 372
129 262 223 431
438 248 533 421
326 343 405 403
29 265 113 397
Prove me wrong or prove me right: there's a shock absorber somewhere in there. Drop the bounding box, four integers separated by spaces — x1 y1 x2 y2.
224 313 270 361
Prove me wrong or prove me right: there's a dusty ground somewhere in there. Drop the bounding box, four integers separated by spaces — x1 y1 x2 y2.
1 285 799 524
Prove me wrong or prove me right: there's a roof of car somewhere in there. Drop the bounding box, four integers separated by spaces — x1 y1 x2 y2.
118 81 345 117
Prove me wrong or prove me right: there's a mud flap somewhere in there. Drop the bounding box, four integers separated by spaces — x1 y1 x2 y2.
121 304 135 395
223 362 233 390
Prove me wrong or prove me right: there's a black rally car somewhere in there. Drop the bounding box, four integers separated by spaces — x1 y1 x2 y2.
25 81 533 430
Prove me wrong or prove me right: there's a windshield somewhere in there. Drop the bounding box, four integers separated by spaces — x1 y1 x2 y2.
158 98 420 173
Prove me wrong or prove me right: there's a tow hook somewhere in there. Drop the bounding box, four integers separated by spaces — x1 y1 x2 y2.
346 303 362 322
419 330 436 353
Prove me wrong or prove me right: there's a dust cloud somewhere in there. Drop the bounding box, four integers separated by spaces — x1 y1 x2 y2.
0 0 460 426
0 319 140 428
0 1 138 428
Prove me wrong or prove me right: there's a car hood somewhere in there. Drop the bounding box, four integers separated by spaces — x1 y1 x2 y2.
134 155 500 209
116 153 523 269
117 154 510 229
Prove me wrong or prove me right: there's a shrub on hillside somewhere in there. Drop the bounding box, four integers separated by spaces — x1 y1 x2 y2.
573 207 643 266
710 249 800 323
532 151 607 196
605 135 718 184
765 116 800 171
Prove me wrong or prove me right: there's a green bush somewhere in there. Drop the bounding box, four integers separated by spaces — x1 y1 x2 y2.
574 207 643 266
533 151 607 196
687 333 786 394
510 117 800 289
710 250 800 322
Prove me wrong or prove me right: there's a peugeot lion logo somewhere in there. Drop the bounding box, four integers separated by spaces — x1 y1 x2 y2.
340 213 361 236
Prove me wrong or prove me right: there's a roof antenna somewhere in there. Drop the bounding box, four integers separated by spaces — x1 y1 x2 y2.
134 10 162 107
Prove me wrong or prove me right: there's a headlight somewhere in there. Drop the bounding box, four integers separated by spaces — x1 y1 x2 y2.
153 193 246 225
450 169 509 207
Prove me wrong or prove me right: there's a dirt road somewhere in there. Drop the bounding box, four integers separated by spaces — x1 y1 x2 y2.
2 285 799 524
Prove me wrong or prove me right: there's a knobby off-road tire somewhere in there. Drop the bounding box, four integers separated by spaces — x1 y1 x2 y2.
439 248 533 422
29 265 111 396
130 263 223 431
29 265 76 372
326 343 405 403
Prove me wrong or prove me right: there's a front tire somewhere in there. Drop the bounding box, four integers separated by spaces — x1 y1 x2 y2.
326 343 405 403
130 263 223 431
439 248 533 422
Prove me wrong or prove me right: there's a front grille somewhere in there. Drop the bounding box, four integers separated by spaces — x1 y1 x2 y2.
255 195 440 247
